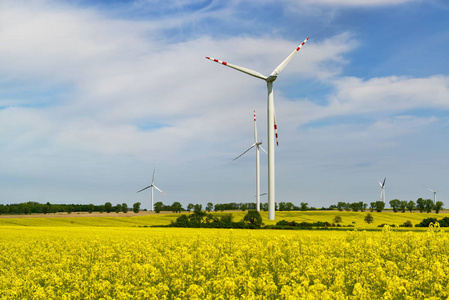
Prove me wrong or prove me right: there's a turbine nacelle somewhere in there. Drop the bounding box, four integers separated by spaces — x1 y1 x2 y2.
266 75 277 82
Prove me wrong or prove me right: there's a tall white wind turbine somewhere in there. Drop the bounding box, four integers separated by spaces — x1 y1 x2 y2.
206 37 309 220
234 111 268 212
378 178 386 203
425 186 444 204
137 167 166 211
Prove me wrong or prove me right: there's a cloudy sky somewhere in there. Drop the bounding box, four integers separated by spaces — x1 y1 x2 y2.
0 0 448 210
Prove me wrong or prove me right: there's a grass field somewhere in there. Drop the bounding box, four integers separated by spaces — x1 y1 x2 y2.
0 210 447 229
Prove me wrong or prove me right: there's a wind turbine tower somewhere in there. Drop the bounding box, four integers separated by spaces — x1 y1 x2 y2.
137 167 166 211
378 178 386 203
426 187 443 204
233 111 268 212
206 37 309 220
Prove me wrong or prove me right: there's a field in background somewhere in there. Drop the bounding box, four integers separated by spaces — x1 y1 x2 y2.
0 210 447 229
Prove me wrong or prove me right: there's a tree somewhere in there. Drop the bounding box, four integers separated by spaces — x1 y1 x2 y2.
241 204 247 211
369 202 376 212
214 203 224 212
206 202 213 212
435 201 444 214
187 203 194 212
375 201 385 212
336 202 346 211
154 202 163 213
243 210 263 227
334 216 342 223
115 204 122 213
416 198 425 213
122 203 128 213
171 202 183 213
99 205 105 213
389 199 400 212
406 200 415 213
88 204 95 214
193 204 202 214
364 213 374 224
399 201 408 213
300 202 308 211
105 202 113 213
133 202 141 213
424 199 434 213
66 204 74 214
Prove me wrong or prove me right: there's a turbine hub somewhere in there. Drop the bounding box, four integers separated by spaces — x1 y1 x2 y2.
266 75 277 82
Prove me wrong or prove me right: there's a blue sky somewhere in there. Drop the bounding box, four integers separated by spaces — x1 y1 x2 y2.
0 0 448 210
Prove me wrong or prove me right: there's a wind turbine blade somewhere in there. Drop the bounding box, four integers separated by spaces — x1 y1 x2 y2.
233 143 257 161
382 177 386 187
270 37 309 77
152 167 156 184
259 145 268 155
205 57 267 80
254 110 257 143
274 108 279 146
137 185 152 193
153 185 167 196
378 181 383 187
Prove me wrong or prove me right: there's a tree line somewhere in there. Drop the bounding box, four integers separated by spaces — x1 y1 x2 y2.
0 197 444 215
0 202 142 215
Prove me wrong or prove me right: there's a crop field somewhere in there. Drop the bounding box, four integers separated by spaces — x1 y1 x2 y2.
1 210 448 229
1 223 449 299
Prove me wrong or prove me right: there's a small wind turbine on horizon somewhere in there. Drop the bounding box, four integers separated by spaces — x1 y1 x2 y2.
425 186 444 204
137 167 166 211
206 37 309 220
378 178 386 203
233 110 268 212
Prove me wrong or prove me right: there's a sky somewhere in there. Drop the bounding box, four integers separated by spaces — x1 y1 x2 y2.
0 0 448 210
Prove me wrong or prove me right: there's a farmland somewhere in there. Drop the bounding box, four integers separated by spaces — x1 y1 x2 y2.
1 211 449 299
1 210 448 229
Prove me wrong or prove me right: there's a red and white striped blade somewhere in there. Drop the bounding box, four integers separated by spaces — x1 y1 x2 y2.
205 57 267 80
233 143 257 161
270 37 309 77
253 110 258 143
153 185 167 196
274 109 279 146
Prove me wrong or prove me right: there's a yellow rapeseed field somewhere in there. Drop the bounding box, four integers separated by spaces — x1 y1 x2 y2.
1 225 448 299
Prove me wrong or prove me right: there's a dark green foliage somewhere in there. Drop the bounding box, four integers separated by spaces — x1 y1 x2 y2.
402 220 413 227
104 202 113 213
154 202 163 213
334 216 342 223
416 217 438 227
133 202 141 213
435 201 444 214
274 220 332 228
243 210 263 227
122 203 128 213
375 201 385 212
389 199 400 212
364 213 374 224
206 202 213 212
171 202 183 213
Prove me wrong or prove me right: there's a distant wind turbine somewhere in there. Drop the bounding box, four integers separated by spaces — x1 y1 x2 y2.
206 37 309 220
378 178 386 203
234 110 268 212
137 167 166 211
425 186 444 204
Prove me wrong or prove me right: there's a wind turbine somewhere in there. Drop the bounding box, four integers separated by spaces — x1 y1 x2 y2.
206 37 309 220
234 110 268 212
137 167 166 211
425 186 444 204
378 178 386 203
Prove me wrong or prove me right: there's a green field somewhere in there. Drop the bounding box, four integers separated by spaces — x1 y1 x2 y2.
0 210 446 229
